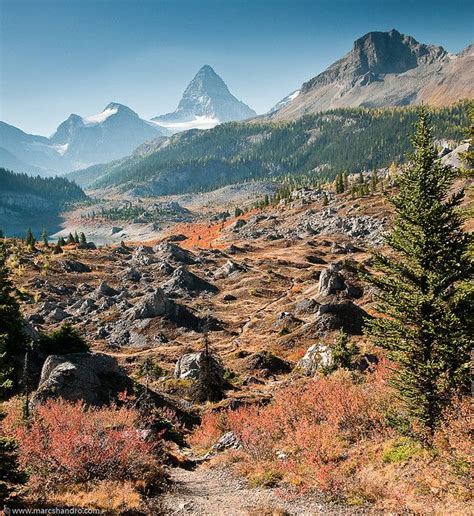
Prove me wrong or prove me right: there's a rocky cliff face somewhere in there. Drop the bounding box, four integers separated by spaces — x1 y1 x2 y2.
271 30 473 119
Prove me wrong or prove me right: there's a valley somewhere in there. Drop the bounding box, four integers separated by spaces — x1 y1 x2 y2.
0 20 473 515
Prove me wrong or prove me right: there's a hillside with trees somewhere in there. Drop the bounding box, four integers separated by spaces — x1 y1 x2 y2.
76 102 469 194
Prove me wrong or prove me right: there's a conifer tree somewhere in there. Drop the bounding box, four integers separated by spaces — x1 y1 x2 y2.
0 247 25 356
25 227 35 249
79 232 87 244
365 107 473 436
322 192 329 206
41 229 48 247
59 236 66 246
66 232 75 245
74 231 79 243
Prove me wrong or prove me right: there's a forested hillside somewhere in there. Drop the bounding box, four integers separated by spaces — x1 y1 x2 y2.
0 168 86 206
82 102 469 195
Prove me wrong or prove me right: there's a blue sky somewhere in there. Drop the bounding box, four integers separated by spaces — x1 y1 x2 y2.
1 0 473 135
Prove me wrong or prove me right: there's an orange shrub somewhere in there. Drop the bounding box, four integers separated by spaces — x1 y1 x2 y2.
191 372 393 494
6 399 162 492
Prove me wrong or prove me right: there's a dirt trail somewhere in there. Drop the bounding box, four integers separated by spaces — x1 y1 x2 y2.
161 465 338 515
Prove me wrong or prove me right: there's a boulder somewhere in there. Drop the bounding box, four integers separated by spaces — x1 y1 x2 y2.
174 351 224 381
214 260 245 279
126 289 170 320
316 301 369 335
123 267 141 282
318 263 345 296
94 281 120 297
294 298 319 315
246 351 291 375
30 352 133 408
155 242 197 265
49 307 69 322
212 431 241 451
298 343 334 376
275 311 303 330
162 266 218 296
60 260 91 273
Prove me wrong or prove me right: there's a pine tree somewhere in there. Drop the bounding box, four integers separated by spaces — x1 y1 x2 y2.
66 233 75 245
79 232 87 244
25 228 35 249
322 192 329 206
0 229 4 239
343 171 349 191
365 107 473 437
74 231 79 244
0 247 25 357
59 236 66 246
41 229 48 247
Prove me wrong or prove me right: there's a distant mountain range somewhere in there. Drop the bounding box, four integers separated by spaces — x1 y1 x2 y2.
270 29 473 119
0 67 257 175
151 65 257 134
1 30 472 180
0 103 167 176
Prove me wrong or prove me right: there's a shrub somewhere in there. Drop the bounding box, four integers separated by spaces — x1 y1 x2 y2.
38 323 89 355
7 399 162 494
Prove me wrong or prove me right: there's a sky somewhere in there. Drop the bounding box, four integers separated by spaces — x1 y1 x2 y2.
1 0 473 136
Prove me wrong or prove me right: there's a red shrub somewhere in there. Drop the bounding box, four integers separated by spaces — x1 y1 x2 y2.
191 373 393 493
8 399 161 491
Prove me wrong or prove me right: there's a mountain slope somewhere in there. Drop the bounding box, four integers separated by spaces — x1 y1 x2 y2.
79 102 468 195
271 30 474 120
0 121 68 174
0 167 87 236
0 103 168 175
50 102 168 169
152 65 256 133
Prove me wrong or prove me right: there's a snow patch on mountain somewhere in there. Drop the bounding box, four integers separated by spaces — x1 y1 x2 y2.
82 105 119 125
150 116 220 132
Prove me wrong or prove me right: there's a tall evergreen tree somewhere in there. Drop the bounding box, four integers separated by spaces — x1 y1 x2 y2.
41 229 48 247
66 233 75 245
0 247 25 356
365 107 473 437
79 232 87 244
25 228 35 249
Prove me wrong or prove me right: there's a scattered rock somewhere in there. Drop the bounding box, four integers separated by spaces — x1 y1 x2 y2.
60 260 91 273
212 431 241 451
174 351 224 381
162 266 219 296
94 281 120 298
214 260 245 279
30 353 133 409
294 298 319 315
316 301 370 335
126 289 170 320
318 263 346 296
246 351 291 375
155 242 197 265
298 343 334 376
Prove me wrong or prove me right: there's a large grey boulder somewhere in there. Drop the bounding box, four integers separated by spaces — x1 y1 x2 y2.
318 263 346 296
298 343 334 376
441 142 471 169
174 351 224 381
126 288 170 320
316 301 369 335
162 266 218 296
214 260 245 279
31 353 133 408
155 242 197 265
93 281 120 298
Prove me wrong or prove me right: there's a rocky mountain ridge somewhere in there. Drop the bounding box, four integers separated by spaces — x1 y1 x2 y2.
271 29 473 119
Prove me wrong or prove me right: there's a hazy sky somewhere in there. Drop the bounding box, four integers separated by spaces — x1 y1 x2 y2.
1 0 473 135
